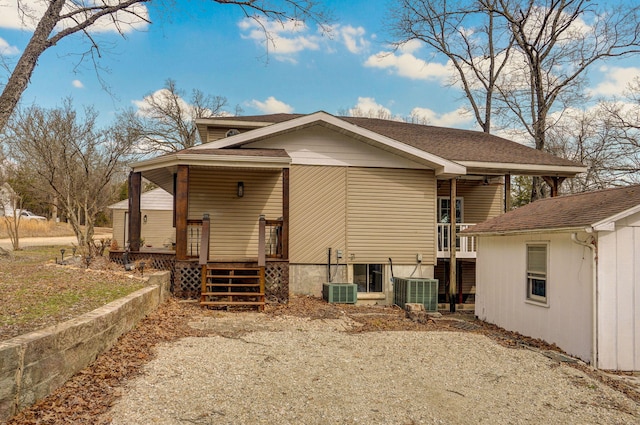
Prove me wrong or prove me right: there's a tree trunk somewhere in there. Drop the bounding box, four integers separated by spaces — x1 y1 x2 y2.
0 0 65 131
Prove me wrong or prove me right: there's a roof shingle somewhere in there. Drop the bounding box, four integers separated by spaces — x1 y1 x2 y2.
210 113 581 168
464 185 640 234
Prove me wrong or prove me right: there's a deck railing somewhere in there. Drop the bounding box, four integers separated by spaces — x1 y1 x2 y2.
188 215 284 263
187 219 203 258
437 223 476 257
265 218 284 258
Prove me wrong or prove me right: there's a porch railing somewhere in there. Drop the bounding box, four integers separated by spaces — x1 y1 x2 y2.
265 218 284 258
188 215 285 263
187 219 203 258
437 223 477 258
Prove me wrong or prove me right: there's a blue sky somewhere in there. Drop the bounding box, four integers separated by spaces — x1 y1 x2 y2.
0 0 639 131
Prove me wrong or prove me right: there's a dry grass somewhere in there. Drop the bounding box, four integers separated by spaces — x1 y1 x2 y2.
0 246 146 340
0 220 77 239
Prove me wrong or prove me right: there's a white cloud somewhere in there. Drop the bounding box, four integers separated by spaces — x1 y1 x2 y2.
589 66 640 97
248 96 293 114
0 37 19 55
133 88 197 121
72 79 84 88
336 25 369 54
0 0 149 33
364 43 451 82
239 17 321 60
410 107 474 128
348 97 393 118
239 18 374 61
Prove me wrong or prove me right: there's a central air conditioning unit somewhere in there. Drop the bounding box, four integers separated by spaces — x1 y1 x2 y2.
393 277 439 312
322 283 357 304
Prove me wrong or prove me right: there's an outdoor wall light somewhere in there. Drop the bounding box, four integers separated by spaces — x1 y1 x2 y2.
237 181 244 198
143 214 148 224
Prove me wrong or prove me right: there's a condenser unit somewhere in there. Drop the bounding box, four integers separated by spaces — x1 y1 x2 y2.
393 277 439 312
322 283 357 304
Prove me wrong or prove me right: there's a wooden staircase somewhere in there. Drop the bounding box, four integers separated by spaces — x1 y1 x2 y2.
200 265 266 311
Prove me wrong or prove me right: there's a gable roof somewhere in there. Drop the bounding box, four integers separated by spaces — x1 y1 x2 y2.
193 111 466 177
197 112 585 177
109 187 173 211
464 184 640 235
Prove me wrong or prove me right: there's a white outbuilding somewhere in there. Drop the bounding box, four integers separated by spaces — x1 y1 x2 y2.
464 185 640 371
109 187 174 250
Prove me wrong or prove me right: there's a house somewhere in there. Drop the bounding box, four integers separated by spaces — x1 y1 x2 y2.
0 183 17 216
119 111 585 307
464 185 640 371
108 187 175 249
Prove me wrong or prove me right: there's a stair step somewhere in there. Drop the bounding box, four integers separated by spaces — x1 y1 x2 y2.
202 292 265 296
206 274 260 279
200 301 265 306
205 282 261 287
206 267 261 271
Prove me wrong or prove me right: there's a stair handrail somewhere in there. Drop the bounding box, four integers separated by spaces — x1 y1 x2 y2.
258 214 266 267
199 213 210 266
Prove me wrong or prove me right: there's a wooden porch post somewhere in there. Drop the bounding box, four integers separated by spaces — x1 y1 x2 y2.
449 177 457 313
258 215 266 267
128 171 142 251
504 174 511 212
199 213 210 266
282 167 290 259
175 165 189 261
543 176 566 197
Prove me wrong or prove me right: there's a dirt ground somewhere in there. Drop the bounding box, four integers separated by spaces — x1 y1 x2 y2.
6 296 640 424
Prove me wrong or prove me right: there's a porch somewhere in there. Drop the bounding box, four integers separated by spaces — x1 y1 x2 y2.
111 216 289 310
436 223 477 259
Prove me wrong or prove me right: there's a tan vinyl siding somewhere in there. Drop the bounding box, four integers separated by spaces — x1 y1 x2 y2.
289 165 346 264
246 126 430 169
438 180 503 223
141 210 175 248
206 127 246 142
189 167 282 260
111 211 126 248
347 168 436 264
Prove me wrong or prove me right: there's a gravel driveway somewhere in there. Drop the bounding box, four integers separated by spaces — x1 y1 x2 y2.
106 313 639 424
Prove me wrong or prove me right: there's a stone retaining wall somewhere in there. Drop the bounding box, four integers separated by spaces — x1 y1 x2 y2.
0 271 171 423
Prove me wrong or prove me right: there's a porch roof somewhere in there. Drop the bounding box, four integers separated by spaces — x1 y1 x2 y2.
462 184 640 236
132 148 291 192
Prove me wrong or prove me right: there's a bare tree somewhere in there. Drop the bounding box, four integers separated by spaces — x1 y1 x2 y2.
493 0 640 198
390 0 514 133
2 99 135 248
0 182 24 250
0 0 329 133
120 78 241 154
338 105 430 124
546 107 640 193
392 0 640 200
602 76 640 147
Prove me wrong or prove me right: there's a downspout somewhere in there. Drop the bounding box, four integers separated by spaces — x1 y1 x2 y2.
571 232 598 369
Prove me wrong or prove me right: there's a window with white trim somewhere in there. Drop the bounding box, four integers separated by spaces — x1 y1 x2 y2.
526 243 548 303
354 264 383 293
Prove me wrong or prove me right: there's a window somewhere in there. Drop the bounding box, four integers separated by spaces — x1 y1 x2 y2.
438 197 463 250
354 264 383 293
527 244 548 303
437 197 463 223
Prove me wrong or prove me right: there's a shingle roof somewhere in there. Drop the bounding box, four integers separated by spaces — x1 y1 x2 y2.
174 147 290 158
210 113 581 168
464 184 640 234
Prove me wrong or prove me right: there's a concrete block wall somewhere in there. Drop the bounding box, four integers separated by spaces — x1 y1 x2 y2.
0 271 171 423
